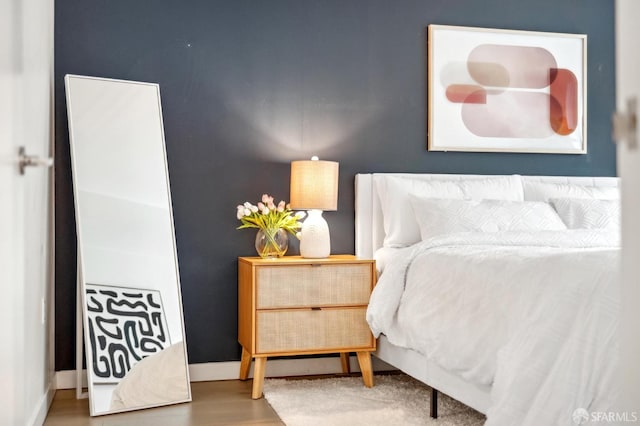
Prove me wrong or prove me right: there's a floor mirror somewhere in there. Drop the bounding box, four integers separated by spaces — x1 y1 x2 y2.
65 75 191 416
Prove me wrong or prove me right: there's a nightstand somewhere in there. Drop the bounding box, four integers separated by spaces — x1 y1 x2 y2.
237 255 377 399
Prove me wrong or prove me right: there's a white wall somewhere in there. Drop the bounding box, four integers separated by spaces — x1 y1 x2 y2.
0 0 55 424
0 0 22 421
615 0 640 414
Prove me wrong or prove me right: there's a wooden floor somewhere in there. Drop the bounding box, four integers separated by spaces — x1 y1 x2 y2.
44 380 284 426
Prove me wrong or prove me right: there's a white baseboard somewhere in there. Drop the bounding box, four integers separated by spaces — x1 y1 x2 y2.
55 356 395 389
55 369 87 390
28 376 56 426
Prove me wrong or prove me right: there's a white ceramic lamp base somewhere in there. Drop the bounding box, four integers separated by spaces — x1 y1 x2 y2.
299 210 330 258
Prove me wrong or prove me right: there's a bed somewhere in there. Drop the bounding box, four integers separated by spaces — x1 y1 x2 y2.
355 173 621 425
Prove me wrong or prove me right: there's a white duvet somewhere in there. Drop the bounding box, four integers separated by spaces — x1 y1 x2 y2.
366 230 620 425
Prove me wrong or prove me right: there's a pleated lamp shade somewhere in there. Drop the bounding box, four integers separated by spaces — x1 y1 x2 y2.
289 159 339 211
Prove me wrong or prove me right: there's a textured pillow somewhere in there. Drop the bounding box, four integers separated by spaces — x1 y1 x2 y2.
523 181 619 202
374 175 523 247
550 198 620 230
410 197 567 241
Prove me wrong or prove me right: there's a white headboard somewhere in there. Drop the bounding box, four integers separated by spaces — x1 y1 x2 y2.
354 173 620 259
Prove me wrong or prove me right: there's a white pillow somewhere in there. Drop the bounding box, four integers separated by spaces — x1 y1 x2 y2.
523 181 619 202
550 198 620 230
375 175 523 247
410 197 567 241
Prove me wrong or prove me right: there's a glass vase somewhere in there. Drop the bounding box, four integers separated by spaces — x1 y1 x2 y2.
255 228 289 259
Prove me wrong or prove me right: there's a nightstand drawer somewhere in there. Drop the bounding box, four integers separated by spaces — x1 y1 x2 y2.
256 307 372 353
256 264 372 309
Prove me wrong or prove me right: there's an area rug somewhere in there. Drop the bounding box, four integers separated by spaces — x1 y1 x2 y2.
263 374 486 426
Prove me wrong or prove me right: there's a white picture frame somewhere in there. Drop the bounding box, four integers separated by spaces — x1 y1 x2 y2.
428 25 587 154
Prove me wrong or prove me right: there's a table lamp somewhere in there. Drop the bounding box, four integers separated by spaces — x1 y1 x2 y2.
290 156 339 258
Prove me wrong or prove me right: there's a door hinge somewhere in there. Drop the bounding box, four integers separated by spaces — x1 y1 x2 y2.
612 97 638 150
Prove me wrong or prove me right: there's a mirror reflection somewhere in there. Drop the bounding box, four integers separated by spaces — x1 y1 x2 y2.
65 75 191 415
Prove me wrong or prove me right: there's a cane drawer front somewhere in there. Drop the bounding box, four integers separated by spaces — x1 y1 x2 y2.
255 263 372 309
256 307 373 354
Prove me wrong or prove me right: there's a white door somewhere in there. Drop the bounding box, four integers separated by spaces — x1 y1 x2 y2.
615 0 640 414
0 0 54 424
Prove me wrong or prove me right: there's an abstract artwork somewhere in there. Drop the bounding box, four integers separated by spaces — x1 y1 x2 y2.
428 25 587 154
85 284 170 383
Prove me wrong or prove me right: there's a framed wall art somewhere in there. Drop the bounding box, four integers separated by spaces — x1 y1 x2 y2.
427 25 587 154
85 284 170 384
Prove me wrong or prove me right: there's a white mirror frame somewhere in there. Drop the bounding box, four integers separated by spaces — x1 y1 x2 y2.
65 75 191 416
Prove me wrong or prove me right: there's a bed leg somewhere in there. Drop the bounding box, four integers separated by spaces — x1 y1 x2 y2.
430 388 438 419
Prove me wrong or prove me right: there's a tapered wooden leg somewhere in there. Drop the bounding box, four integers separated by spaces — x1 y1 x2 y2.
239 347 252 380
340 353 351 374
252 357 267 399
356 351 374 387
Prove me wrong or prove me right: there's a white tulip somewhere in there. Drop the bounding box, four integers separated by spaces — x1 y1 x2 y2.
243 208 251 216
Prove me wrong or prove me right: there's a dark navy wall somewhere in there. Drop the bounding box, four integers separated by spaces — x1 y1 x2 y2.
54 0 615 370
